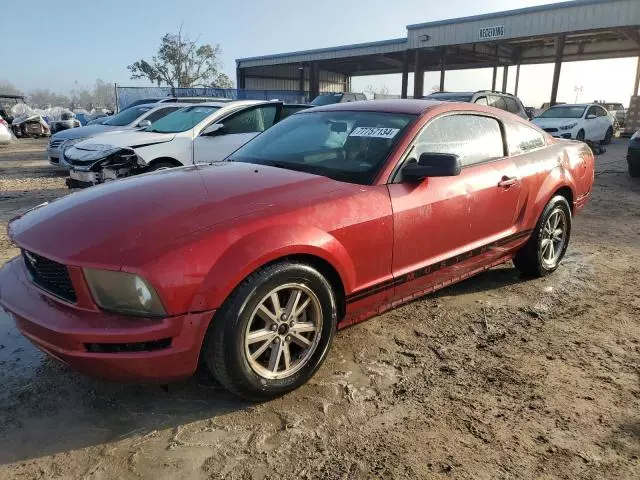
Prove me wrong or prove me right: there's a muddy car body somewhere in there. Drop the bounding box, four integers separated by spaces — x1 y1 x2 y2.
0 100 594 400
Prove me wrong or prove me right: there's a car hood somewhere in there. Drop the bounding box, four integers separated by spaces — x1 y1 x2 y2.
64 131 176 163
8 162 349 268
532 118 581 128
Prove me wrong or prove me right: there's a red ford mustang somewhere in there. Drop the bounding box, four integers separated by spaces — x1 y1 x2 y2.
0 100 594 400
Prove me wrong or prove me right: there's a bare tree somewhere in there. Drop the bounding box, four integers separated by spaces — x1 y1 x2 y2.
0 81 23 96
128 27 233 88
28 89 71 109
364 84 391 99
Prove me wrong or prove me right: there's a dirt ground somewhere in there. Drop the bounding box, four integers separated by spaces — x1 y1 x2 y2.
0 138 638 480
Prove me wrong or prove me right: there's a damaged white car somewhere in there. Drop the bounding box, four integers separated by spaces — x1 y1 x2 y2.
64 100 308 187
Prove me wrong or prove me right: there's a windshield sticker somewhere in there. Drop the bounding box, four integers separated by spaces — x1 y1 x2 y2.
349 127 400 139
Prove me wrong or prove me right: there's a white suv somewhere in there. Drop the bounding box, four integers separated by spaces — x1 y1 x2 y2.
533 103 615 144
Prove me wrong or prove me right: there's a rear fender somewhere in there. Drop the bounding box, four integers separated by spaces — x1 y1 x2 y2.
190 225 356 312
532 157 576 223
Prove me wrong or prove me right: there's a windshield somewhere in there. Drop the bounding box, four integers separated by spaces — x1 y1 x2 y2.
311 94 343 106
103 106 152 126
230 111 416 185
145 106 220 133
425 93 473 102
537 106 586 119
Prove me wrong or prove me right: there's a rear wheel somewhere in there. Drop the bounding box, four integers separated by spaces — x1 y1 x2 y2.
603 127 613 145
514 195 572 277
576 129 585 142
202 261 337 401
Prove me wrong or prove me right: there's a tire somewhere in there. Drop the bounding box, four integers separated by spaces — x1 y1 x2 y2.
202 261 337 401
147 160 176 172
602 127 613 145
576 129 585 142
629 161 640 178
513 195 572 277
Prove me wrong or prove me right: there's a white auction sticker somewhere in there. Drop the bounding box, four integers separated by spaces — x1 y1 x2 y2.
349 127 400 139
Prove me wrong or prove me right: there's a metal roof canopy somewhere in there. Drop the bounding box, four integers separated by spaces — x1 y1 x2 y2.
236 0 640 102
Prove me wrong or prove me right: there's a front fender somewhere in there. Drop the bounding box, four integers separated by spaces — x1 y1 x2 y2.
190 225 357 312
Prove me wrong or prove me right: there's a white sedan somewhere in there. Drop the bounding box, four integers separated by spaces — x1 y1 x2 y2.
63 101 307 187
532 103 615 144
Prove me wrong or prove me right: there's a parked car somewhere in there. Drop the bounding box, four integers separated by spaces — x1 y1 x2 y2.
122 96 231 110
49 111 81 134
532 103 615 144
627 130 640 177
0 99 594 400
86 115 111 126
0 117 15 144
47 103 189 167
311 92 366 106
64 101 309 187
424 90 529 119
599 102 626 128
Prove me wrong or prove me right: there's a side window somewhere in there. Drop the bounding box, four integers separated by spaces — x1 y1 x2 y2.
354 93 367 101
506 122 546 156
586 106 598 118
223 105 278 134
474 97 488 105
489 95 507 111
413 114 504 167
342 94 356 102
504 97 519 113
598 107 608 117
144 107 179 123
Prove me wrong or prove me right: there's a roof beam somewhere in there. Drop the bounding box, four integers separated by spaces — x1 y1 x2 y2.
374 55 405 68
620 28 640 45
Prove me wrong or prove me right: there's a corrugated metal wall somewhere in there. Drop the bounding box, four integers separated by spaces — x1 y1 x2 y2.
407 0 640 48
245 67 346 93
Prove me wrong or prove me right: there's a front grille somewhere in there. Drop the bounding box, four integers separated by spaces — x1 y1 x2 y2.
22 250 77 303
49 139 65 148
543 128 559 133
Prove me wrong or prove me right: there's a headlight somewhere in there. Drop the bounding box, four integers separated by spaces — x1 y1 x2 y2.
83 268 166 316
559 123 578 131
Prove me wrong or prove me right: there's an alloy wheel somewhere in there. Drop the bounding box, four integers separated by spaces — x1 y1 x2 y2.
540 208 567 268
244 283 323 380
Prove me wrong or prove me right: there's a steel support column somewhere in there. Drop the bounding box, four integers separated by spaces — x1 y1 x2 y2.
236 67 246 89
310 61 320 100
550 34 566 106
501 66 509 93
298 65 305 96
634 56 640 96
491 45 499 90
439 47 447 92
514 63 521 96
413 49 424 99
401 50 410 99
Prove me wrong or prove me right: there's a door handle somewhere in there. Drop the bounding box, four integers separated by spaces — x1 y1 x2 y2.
498 176 518 188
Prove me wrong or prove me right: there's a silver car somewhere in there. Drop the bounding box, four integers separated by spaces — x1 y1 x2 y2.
47 103 189 167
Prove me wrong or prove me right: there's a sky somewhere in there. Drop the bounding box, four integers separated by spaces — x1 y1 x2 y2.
2 0 637 108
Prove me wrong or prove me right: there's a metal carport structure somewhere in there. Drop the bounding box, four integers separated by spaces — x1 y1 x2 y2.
236 0 640 103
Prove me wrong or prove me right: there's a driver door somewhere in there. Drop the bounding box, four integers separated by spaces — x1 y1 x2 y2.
387 113 521 302
193 104 280 164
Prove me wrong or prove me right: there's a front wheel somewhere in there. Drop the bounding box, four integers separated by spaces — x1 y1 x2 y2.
146 160 177 172
576 129 585 142
202 262 337 401
629 161 640 178
514 195 572 277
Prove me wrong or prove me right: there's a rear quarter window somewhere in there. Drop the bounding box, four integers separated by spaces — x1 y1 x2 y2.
489 95 508 111
506 122 546 155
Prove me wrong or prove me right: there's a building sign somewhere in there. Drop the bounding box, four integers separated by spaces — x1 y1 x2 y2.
479 25 505 40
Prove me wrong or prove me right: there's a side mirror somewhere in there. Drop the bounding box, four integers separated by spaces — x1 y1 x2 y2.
137 119 152 128
401 153 462 182
586 114 596 120
201 123 224 136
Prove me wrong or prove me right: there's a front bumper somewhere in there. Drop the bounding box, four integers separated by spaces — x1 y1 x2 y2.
0 256 214 383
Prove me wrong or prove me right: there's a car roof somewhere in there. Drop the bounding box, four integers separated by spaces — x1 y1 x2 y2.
303 99 443 115
192 99 276 108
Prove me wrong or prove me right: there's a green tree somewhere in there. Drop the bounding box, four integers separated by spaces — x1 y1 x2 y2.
127 28 233 88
